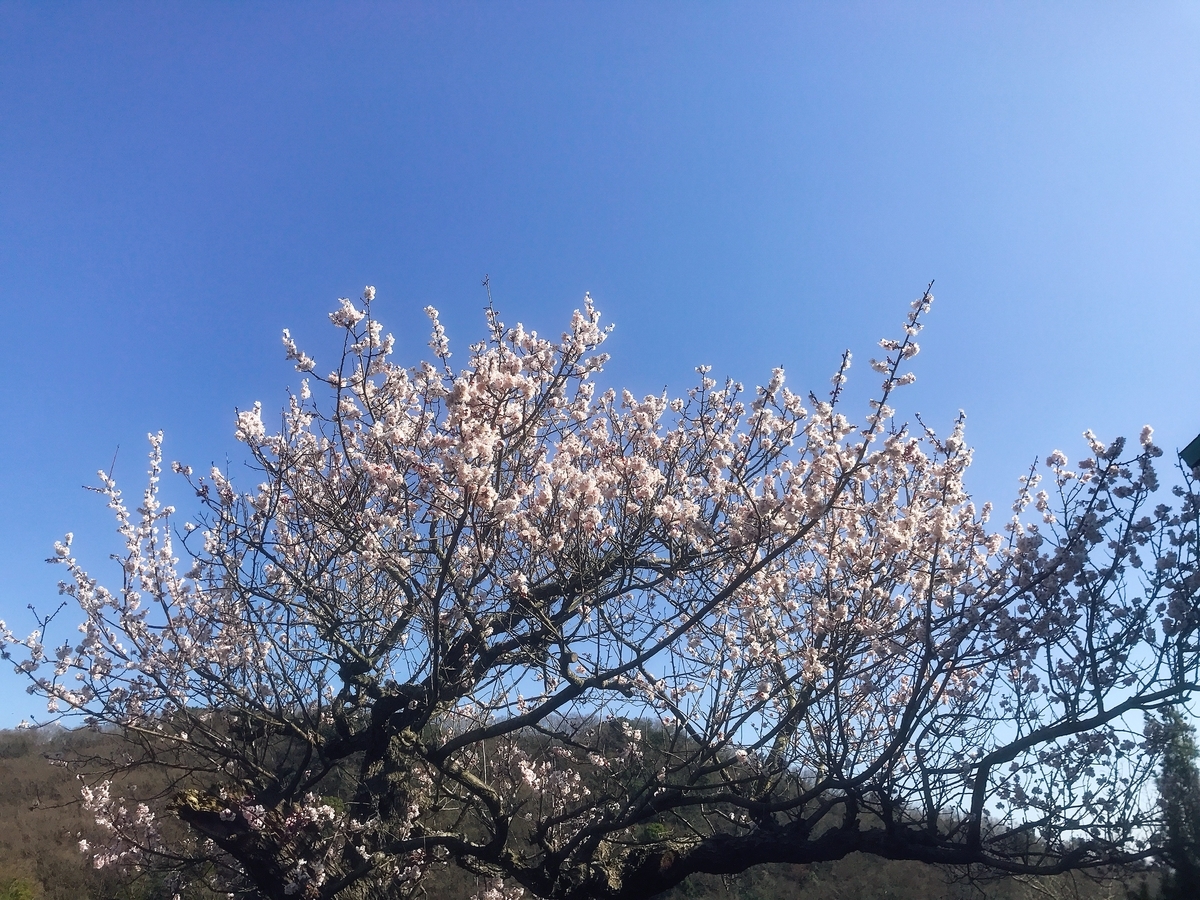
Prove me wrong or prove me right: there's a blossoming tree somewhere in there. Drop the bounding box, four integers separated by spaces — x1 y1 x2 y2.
6 288 1200 900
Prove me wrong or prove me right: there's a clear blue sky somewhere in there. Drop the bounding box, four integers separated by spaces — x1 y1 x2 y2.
1 2 1198 725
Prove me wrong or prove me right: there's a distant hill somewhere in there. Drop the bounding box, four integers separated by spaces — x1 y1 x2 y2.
0 727 1158 900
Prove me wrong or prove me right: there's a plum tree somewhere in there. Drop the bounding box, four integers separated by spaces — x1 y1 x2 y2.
7 288 1199 900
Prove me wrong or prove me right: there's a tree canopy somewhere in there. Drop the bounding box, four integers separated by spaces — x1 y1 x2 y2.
5 289 1199 900
1148 709 1200 897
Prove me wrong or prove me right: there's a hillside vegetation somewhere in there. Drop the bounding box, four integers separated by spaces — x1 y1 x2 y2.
0 727 1155 900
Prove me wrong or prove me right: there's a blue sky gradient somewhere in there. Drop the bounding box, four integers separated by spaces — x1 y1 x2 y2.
1 1 1198 724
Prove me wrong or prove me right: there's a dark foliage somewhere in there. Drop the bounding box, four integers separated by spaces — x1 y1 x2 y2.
0 727 1159 900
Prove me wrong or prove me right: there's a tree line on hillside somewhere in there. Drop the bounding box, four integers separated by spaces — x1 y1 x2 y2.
0 723 1178 899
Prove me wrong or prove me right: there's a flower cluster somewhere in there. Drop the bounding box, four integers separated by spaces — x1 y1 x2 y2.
79 780 162 870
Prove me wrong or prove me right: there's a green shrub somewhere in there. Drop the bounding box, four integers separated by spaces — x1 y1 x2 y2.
0 875 41 900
